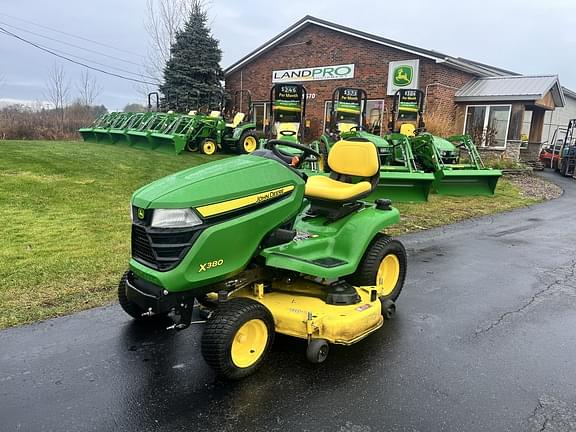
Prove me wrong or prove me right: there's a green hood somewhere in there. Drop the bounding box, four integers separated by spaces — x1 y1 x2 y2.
132 155 304 209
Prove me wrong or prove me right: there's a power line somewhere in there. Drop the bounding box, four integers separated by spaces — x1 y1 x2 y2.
0 25 160 86
0 21 144 68
0 12 145 59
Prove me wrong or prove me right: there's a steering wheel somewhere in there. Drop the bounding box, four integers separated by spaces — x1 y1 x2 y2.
266 140 321 169
349 125 360 132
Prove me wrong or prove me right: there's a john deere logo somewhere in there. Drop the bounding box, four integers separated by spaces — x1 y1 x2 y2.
393 66 413 87
137 208 145 220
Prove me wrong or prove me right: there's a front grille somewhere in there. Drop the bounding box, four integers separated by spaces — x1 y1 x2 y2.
131 224 199 271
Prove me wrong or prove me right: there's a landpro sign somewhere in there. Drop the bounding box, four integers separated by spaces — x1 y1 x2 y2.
272 64 355 83
387 59 420 95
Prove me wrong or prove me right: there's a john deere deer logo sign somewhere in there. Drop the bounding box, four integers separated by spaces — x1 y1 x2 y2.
388 60 420 95
393 66 413 87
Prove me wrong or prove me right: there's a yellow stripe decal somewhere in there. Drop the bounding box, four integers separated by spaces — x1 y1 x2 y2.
196 185 295 217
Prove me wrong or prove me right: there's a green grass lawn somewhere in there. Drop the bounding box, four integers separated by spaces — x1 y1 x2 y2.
0 140 539 329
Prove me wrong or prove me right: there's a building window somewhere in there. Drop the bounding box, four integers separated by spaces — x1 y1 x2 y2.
520 110 532 149
324 99 385 135
464 104 511 148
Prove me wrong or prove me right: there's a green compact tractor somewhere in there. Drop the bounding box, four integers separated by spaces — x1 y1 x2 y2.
119 138 407 379
264 83 308 144
187 90 260 155
312 87 434 202
389 89 501 196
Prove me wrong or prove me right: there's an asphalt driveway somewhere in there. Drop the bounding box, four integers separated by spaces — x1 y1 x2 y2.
1 171 575 432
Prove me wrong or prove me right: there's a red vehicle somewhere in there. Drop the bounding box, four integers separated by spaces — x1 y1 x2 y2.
539 141 563 169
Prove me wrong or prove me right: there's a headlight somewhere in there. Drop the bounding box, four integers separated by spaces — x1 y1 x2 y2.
150 208 202 228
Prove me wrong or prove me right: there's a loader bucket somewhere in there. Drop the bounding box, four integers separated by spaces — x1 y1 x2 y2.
79 128 97 142
149 133 187 154
367 171 435 202
433 168 502 196
127 131 154 150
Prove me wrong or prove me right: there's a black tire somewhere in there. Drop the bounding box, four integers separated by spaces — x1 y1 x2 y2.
236 131 259 154
346 235 407 303
306 339 329 364
201 298 275 380
185 140 199 152
381 299 396 320
117 271 168 321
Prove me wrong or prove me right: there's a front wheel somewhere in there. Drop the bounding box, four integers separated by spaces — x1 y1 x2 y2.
185 140 199 152
346 235 407 303
201 298 275 380
200 138 217 155
237 131 259 154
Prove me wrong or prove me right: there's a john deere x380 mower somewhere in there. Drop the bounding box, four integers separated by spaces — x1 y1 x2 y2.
120 138 407 379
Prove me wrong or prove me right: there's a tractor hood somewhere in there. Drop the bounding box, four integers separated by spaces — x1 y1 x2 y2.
428 135 457 152
343 130 391 148
132 155 304 209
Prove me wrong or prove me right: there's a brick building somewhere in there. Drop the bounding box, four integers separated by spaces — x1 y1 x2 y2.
224 16 572 161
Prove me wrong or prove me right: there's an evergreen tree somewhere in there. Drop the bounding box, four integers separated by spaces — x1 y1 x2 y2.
159 2 224 111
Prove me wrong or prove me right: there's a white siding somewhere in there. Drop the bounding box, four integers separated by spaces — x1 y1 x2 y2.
543 95 576 143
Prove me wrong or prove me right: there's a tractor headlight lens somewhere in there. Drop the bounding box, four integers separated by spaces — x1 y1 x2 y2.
150 208 202 228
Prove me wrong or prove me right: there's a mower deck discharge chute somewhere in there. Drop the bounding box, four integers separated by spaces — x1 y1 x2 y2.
390 89 501 196
120 138 406 379
312 87 434 202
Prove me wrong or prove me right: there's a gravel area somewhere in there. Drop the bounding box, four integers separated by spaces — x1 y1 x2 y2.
505 173 564 200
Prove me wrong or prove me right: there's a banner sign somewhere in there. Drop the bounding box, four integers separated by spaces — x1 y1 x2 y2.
387 60 420 95
272 64 355 83
336 88 362 114
397 89 422 113
273 84 303 111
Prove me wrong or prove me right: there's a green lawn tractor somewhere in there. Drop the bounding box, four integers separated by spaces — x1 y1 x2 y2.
119 138 407 379
389 89 501 196
312 87 434 202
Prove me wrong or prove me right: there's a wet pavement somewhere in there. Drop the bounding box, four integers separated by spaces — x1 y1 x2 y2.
2 170 576 432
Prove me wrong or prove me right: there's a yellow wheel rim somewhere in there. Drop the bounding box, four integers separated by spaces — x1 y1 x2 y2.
203 140 216 155
243 136 257 153
377 254 400 297
231 319 268 368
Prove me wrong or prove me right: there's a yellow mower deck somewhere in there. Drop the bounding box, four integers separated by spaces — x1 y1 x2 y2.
229 281 384 345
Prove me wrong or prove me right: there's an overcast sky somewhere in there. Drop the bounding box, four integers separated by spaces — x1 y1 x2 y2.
1 0 575 110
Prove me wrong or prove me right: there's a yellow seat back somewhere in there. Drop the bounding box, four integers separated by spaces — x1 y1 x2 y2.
337 122 358 134
275 122 300 139
188 110 197 116
400 123 416 137
327 140 379 177
231 112 245 127
209 111 222 118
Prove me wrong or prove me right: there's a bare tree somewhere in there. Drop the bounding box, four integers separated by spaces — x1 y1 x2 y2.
44 62 71 131
77 69 102 107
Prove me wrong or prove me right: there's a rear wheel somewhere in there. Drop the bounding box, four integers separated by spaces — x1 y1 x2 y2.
201 138 217 155
237 131 258 154
201 298 275 380
347 235 407 303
